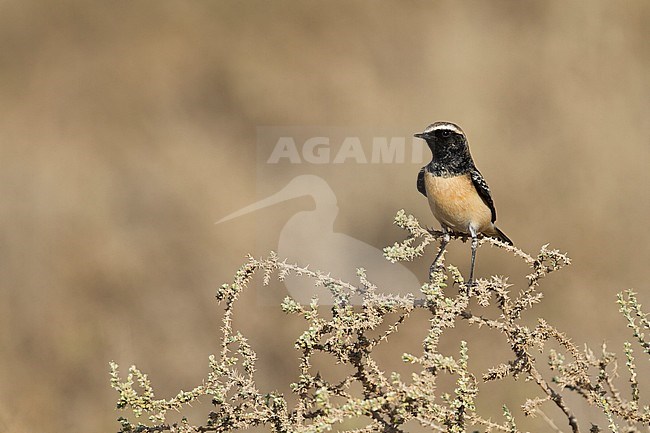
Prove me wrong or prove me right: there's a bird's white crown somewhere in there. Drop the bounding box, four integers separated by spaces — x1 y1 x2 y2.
423 122 465 136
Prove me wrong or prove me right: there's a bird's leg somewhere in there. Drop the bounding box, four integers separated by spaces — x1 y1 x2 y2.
468 226 478 287
429 228 450 278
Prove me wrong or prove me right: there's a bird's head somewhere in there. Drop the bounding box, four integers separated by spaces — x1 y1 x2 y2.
415 121 473 171
414 121 468 153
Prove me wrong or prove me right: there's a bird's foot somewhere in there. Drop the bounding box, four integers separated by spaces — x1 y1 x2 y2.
428 263 445 281
464 279 478 296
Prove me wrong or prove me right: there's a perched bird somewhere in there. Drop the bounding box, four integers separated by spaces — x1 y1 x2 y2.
414 121 512 283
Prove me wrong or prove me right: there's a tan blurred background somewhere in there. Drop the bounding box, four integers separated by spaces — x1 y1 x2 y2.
0 1 648 432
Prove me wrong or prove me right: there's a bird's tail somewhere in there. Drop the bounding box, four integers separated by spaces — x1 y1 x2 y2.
492 226 513 245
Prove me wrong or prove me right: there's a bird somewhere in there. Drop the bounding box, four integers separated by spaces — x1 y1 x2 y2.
414 121 512 284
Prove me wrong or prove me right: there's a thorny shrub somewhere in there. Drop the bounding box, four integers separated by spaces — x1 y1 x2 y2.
110 210 649 433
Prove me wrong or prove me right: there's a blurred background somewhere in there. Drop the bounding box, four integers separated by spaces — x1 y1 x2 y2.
0 1 648 432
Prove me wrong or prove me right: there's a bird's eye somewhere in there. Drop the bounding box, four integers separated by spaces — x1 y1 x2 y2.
441 130 451 138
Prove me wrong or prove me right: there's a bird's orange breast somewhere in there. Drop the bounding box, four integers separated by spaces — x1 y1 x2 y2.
424 172 492 234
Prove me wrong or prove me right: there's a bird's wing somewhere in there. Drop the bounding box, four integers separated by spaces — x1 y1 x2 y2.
417 167 427 197
470 167 497 222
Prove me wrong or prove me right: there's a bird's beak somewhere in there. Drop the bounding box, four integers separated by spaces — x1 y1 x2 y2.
414 132 426 139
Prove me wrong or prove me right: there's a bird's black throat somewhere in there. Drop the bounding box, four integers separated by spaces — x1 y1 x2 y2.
426 142 474 176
